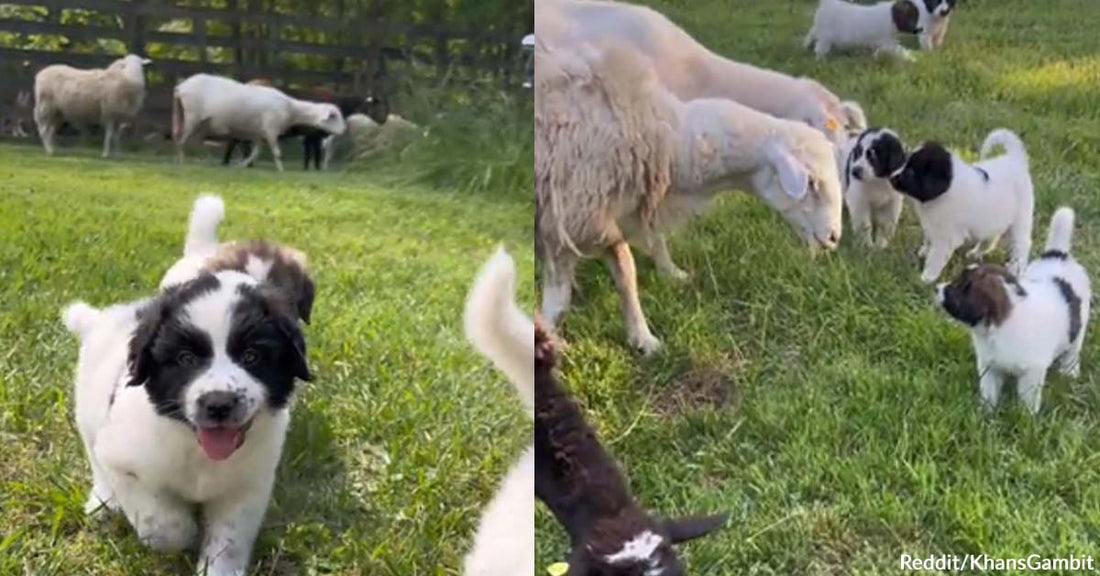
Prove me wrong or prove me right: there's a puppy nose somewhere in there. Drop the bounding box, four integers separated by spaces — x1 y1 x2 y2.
197 391 241 423
851 166 864 180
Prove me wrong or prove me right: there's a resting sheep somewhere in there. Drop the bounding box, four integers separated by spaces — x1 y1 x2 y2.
173 74 346 172
536 41 844 353
536 0 865 145
33 54 151 157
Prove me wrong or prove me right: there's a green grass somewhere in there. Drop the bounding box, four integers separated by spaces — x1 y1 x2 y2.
0 143 533 575
536 0 1100 573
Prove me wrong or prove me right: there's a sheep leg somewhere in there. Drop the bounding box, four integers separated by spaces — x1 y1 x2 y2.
321 135 336 170
266 136 284 172
642 233 689 281
222 141 237 166
605 241 661 355
541 252 577 328
102 122 115 158
38 122 57 156
238 140 262 169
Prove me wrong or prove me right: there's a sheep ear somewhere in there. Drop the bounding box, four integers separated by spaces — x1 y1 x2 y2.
841 101 867 132
662 512 730 544
766 141 809 200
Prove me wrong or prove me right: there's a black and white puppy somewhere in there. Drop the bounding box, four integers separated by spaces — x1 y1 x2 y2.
920 0 957 50
843 127 907 247
936 208 1090 414
804 0 928 61
161 194 315 324
890 129 1034 283
63 268 312 576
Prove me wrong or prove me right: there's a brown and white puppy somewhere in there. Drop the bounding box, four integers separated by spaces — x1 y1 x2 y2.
160 195 315 324
804 0 929 61
935 208 1090 414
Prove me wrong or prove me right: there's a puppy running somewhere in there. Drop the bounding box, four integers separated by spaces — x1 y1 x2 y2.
890 129 1034 283
161 194 315 323
804 0 927 60
842 127 907 247
462 249 535 576
63 267 313 575
936 208 1090 414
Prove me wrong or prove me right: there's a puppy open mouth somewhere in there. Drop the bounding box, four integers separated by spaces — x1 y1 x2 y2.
195 418 254 461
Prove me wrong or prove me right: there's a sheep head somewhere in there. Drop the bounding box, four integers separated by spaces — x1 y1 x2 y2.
306 103 347 136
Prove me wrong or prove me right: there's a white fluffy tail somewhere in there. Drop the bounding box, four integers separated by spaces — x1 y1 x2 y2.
62 301 102 338
464 248 534 415
183 194 225 257
980 129 1028 163
1044 207 1075 255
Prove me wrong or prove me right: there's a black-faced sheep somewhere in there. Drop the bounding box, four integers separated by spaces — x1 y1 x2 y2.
172 74 346 172
536 41 844 353
33 54 151 157
536 317 728 575
537 0 866 146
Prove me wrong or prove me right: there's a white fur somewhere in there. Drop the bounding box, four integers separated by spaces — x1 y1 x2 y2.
63 271 286 576
462 249 535 576
34 54 151 157
936 208 1091 414
604 531 664 566
920 1 954 50
161 194 226 289
844 129 905 247
914 129 1034 283
536 0 864 145
173 74 347 172
804 0 929 60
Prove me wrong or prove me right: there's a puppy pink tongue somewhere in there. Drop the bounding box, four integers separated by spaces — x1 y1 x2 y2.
196 427 241 461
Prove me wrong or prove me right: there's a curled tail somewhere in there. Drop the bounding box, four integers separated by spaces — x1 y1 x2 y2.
464 248 534 416
1044 207 1075 256
183 194 225 257
62 301 102 339
980 128 1028 164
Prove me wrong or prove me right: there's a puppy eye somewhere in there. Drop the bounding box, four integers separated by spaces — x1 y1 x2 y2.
240 348 260 367
177 350 198 368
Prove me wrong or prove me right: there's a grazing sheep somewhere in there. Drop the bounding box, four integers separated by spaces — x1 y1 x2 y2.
173 74 346 172
33 54 151 157
223 82 389 170
536 41 844 353
536 0 865 145
462 249 535 576
536 315 728 574
3 89 31 138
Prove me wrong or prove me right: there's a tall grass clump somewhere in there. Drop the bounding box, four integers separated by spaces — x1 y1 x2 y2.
350 71 533 200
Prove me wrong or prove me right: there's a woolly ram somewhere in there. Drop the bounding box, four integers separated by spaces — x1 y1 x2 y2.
173 74 346 172
536 0 866 146
536 41 844 354
33 54 151 158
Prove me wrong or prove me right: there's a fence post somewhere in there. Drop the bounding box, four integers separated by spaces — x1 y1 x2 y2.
128 0 146 56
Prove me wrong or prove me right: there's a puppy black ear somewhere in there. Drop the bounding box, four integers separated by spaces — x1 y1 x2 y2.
297 276 315 325
892 1 921 33
276 313 313 382
127 298 167 387
662 512 730 544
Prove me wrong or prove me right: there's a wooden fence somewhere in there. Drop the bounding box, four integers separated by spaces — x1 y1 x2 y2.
0 0 530 140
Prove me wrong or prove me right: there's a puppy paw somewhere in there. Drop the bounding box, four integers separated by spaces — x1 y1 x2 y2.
83 493 120 517
138 515 199 553
920 271 940 284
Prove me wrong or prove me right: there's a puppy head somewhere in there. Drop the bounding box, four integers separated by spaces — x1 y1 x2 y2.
127 271 312 461
848 128 907 183
936 265 1015 328
925 0 956 17
892 0 923 34
889 142 953 202
566 512 729 576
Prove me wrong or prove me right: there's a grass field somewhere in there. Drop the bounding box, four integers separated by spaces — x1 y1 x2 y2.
536 0 1100 573
0 143 533 575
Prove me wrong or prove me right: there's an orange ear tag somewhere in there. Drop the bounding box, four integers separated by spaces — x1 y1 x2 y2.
825 117 840 132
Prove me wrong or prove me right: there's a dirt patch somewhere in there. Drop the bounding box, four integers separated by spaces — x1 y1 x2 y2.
654 365 737 416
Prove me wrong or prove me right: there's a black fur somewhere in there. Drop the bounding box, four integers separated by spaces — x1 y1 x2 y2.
1041 250 1068 261
867 131 907 178
1053 277 1083 343
890 142 954 203
975 166 990 182
126 273 312 426
534 324 727 576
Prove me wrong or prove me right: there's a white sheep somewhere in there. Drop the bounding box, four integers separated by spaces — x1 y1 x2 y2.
536 41 844 354
172 74 346 172
33 54 151 158
537 0 866 146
